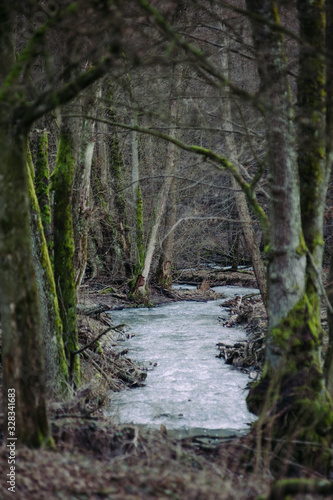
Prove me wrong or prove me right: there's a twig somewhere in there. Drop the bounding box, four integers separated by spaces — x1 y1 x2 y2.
52 414 99 420
82 349 119 391
71 327 113 357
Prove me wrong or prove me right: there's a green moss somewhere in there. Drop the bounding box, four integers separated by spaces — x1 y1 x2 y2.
95 341 103 355
270 292 322 352
248 287 333 470
298 0 326 257
27 162 69 392
35 130 53 261
296 232 306 256
26 138 35 180
52 131 80 386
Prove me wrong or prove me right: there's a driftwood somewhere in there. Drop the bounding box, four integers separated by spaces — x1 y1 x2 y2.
83 346 147 387
72 327 113 357
217 294 267 376
77 303 110 317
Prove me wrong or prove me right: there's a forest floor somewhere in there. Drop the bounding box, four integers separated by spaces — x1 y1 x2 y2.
0 268 331 499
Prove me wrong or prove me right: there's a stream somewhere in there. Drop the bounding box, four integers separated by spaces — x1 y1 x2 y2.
106 285 257 439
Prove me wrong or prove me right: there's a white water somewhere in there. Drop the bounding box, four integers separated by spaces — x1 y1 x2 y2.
106 286 257 438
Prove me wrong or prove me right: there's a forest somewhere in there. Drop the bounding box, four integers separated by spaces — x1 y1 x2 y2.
1 0 333 498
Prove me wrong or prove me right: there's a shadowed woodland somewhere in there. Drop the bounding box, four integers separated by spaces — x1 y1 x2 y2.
1 0 333 498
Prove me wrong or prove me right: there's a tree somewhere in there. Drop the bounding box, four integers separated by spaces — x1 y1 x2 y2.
219 22 267 306
0 4 49 445
243 0 332 469
128 0 333 468
135 63 183 296
52 112 81 386
28 160 69 394
0 0 127 446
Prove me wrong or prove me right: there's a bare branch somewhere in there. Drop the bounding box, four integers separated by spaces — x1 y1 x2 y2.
64 112 270 239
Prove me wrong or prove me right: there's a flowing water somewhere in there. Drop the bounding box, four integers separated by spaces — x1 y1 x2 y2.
106 286 257 438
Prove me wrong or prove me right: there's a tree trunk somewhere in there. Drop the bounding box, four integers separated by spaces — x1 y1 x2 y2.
325 248 333 394
136 64 182 295
128 78 143 279
246 0 332 469
0 125 50 446
0 3 49 447
28 162 69 394
73 90 97 289
52 117 80 386
35 129 52 260
107 85 132 277
155 179 177 288
220 25 267 306
134 183 145 275
324 0 333 395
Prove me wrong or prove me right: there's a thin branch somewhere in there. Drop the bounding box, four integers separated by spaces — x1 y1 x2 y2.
64 113 270 239
138 0 265 112
71 327 113 358
1 3 79 92
52 414 99 420
121 174 242 193
159 215 260 247
19 54 116 126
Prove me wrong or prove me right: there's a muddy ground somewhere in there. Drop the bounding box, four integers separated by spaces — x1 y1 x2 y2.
0 269 330 499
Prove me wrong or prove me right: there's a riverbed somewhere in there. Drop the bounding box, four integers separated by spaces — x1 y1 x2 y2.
106 286 257 438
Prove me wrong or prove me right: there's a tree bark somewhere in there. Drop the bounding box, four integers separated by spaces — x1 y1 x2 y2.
0 124 50 446
52 115 80 386
324 0 333 395
35 129 52 259
107 85 132 277
0 2 50 447
219 26 267 306
246 0 332 469
28 161 69 394
136 64 182 295
73 90 97 289
155 179 177 288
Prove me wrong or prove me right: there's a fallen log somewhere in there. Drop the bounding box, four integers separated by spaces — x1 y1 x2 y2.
77 303 110 317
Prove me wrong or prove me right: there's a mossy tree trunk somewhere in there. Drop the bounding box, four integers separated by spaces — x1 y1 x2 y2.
28 160 69 394
0 123 50 446
52 117 80 386
246 0 333 469
35 129 52 259
0 4 50 447
128 76 144 285
325 247 333 394
0 0 123 448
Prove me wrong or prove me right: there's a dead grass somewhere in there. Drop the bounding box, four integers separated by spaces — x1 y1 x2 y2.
1 418 329 499
0 421 271 500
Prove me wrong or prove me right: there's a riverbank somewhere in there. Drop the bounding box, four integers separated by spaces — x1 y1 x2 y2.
216 293 267 379
0 270 330 499
79 278 226 310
